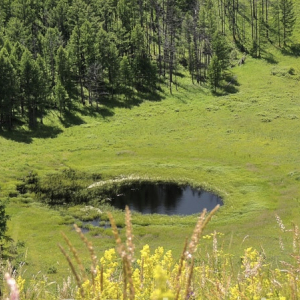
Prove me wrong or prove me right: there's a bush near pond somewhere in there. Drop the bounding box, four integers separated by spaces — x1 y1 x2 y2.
16 169 102 205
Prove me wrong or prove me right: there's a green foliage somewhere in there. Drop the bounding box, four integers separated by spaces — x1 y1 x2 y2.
16 171 40 194
279 0 296 45
20 169 101 206
120 55 133 99
211 32 231 71
208 55 221 92
55 46 74 102
20 49 43 128
0 200 9 242
0 0 298 127
55 79 68 115
0 47 17 128
41 27 62 87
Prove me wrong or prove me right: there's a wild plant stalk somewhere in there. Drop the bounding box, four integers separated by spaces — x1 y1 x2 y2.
175 238 188 300
125 206 135 263
74 224 98 282
184 258 194 300
107 212 124 255
186 205 220 258
175 206 220 300
58 243 84 299
58 224 99 299
292 222 299 253
108 206 135 300
5 273 20 300
61 231 87 281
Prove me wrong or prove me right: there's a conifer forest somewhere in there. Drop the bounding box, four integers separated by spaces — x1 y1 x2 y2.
0 0 296 129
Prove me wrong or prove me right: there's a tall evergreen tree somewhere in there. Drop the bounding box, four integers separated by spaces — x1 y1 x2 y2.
80 21 97 103
0 48 17 128
0 200 10 250
107 43 120 96
50 0 70 42
211 31 230 72
55 46 74 104
68 25 85 104
5 17 29 45
41 27 62 88
20 50 41 128
92 0 116 31
120 55 133 100
208 54 221 92
36 54 51 123
279 0 296 46
67 0 88 31
55 78 68 116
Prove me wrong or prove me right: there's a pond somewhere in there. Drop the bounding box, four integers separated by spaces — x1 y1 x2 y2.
110 182 223 215
80 218 111 233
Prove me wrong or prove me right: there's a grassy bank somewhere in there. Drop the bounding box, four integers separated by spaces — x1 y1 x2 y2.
1 46 300 282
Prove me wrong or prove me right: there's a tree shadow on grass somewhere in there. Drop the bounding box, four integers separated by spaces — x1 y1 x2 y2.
281 44 300 57
58 109 86 128
79 104 115 118
173 71 185 78
127 89 165 108
57 100 115 128
100 85 165 110
135 87 165 102
213 74 240 96
262 52 279 64
0 123 63 144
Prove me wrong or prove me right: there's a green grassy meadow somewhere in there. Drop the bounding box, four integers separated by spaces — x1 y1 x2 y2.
1 46 300 283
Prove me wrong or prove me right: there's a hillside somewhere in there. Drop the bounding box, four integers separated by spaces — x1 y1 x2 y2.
2 49 299 278
0 0 300 298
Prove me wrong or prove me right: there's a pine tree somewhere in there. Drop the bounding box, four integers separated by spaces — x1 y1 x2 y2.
12 0 41 55
5 17 29 45
91 0 117 31
0 48 17 129
50 0 70 42
107 43 120 96
68 25 85 104
80 21 97 103
55 46 74 104
120 55 133 100
211 32 231 72
117 0 136 33
279 0 296 46
67 0 88 31
208 54 221 92
20 50 41 128
55 78 68 116
36 54 51 123
41 27 62 88
0 200 10 246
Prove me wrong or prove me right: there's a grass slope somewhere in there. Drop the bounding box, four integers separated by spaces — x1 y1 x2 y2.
1 47 300 281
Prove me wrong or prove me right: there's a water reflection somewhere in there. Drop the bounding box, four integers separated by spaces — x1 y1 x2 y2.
110 183 223 215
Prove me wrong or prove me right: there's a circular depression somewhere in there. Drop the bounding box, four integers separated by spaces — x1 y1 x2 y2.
108 182 223 215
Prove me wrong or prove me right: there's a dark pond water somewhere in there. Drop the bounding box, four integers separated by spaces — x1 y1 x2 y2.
80 218 111 233
110 183 223 215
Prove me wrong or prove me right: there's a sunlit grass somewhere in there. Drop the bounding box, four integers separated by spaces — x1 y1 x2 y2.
1 43 300 282
4 207 300 299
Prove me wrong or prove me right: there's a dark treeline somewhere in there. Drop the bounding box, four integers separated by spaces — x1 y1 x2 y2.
0 0 296 129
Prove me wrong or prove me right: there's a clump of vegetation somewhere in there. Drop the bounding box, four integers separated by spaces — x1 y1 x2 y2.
270 66 297 77
16 169 102 205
